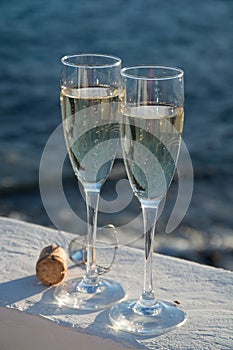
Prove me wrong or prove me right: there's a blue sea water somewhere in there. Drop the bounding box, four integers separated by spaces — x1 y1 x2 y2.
0 0 232 269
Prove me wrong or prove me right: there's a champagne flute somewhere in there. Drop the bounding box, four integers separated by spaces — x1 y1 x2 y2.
54 54 124 310
109 66 187 334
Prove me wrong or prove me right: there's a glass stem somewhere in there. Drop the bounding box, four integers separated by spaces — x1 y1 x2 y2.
140 199 160 306
84 188 100 284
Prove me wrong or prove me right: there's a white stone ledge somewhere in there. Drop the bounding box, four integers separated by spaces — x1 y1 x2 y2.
0 217 232 350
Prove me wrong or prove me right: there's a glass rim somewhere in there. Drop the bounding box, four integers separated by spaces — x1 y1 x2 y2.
121 65 184 80
61 53 122 68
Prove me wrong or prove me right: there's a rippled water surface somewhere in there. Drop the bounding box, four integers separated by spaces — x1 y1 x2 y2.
0 0 232 269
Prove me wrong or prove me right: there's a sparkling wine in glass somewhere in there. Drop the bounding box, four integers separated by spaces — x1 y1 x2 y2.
54 54 124 310
109 66 187 334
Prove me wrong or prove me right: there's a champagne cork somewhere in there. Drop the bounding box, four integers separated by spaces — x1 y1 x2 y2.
36 244 67 286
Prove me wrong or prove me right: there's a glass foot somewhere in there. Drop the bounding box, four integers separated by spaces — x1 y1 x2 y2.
54 277 125 311
109 299 187 335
